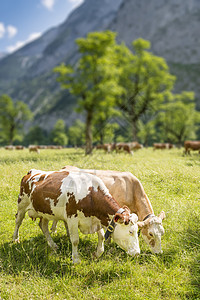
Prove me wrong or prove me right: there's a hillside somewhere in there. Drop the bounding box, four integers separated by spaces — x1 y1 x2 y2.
0 0 199 129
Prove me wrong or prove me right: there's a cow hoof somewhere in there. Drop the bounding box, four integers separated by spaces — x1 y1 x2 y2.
13 238 20 243
72 257 81 264
51 244 58 251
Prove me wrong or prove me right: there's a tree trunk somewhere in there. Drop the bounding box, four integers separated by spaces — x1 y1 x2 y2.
85 110 93 155
132 121 138 141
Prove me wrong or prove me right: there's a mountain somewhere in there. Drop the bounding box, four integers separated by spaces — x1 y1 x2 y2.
0 0 199 130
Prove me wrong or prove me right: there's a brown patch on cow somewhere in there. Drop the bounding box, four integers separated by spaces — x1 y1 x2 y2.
31 171 70 211
19 170 69 215
66 186 121 226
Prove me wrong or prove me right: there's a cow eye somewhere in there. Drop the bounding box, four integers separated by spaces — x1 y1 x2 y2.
149 233 153 237
129 230 133 235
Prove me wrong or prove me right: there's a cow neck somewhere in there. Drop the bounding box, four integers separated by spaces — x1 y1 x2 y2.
91 187 120 226
136 193 154 221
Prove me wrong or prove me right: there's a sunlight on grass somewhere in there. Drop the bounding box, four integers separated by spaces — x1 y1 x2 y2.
0 147 199 299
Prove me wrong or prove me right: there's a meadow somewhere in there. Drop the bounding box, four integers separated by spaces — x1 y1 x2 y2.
0 147 199 299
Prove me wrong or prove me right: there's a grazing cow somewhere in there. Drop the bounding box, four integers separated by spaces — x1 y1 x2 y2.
96 144 111 153
116 142 143 155
15 145 24 150
153 143 173 150
29 145 40 153
184 140 200 155
57 166 165 254
5 145 15 150
13 169 141 263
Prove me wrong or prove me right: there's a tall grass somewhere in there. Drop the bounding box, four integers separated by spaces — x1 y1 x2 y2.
0 147 199 299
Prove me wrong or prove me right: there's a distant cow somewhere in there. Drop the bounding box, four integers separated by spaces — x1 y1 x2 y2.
116 142 143 155
96 144 111 153
55 166 166 254
15 145 24 150
5 145 15 150
13 169 141 263
29 145 39 153
184 140 200 155
153 143 173 150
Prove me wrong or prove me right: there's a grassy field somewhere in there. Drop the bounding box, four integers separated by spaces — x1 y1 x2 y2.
0 147 199 299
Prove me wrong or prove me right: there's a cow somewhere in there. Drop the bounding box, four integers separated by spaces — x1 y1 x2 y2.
55 166 166 254
153 143 173 150
96 144 111 153
15 145 25 150
5 145 15 150
29 145 40 153
115 142 143 155
184 140 200 155
13 169 141 263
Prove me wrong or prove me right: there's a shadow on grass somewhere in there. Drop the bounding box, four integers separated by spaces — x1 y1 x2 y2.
0 233 125 279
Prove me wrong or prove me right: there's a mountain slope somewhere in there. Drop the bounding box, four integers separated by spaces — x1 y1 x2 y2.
0 0 199 129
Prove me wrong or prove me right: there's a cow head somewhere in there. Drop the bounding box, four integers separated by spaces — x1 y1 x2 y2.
106 206 140 256
137 211 165 253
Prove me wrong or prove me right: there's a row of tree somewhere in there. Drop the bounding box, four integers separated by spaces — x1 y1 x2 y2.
0 31 200 151
54 31 200 154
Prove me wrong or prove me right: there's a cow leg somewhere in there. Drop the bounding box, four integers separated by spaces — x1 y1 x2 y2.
13 209 26 242
94 228 104 258
51 220 70 237
51 220 58 233
67 217 80 264
39 218 58 251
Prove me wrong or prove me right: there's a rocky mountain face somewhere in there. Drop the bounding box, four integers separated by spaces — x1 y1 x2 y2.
0 0 199 130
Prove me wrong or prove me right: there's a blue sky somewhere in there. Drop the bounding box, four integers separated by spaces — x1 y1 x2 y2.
0 0 84 53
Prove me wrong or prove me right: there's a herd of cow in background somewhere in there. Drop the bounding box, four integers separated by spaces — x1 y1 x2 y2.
3 140 200 155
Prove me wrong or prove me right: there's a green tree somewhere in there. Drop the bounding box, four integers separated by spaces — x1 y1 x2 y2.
138 119 156 146
0 94 32 144
24 125 48 146
117 38 176 140
68 119 85 147
155 92 200 145
51 119 68 146
54 31 123 154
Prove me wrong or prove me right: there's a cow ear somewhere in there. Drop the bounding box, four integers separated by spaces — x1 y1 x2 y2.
114 214 121 222
137 221 145 228
114 214 125 223
158 211 166 220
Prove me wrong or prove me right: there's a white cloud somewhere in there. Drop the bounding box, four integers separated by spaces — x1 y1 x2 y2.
7 25 18 38
41 0 55 11
0 22 6 38
7 32 42 53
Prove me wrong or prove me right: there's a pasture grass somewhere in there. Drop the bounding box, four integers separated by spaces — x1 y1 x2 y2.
0 147 199 299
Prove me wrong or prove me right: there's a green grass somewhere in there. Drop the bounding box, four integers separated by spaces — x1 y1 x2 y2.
0 147 199 299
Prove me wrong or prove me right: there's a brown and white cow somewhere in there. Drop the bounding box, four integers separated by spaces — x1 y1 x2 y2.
184 140 200 155
153 143 173 150
57 166 166 254
13 169 141 263
115 142 143 155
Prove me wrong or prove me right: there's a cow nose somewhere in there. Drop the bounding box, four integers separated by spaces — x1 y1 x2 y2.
128 248 140 256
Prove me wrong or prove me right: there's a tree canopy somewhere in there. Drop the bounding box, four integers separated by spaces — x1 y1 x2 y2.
54 30 123 154
0 94 32 145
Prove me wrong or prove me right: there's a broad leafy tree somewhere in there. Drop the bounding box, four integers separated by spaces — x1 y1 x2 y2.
155 92 200 145
54 31 123 154
51 119 68 146
117 38 176 140
0 94 32 144
24 125 48 146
